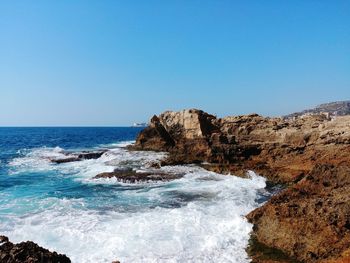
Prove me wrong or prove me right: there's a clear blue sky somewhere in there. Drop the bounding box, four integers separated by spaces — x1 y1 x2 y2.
0 1 349 126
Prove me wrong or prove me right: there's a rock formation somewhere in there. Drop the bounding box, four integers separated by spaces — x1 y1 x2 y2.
50 150 107 164
94 168 183 183
247 164 350 262
0 235 70 263
132 108 350 262
132 109 350 183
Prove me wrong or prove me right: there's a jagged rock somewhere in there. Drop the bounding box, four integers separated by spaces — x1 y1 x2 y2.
94 168 183 183
51 150 107 164
132 109 350 183
156 109 219 140
247 165 350 262
0 235 70 263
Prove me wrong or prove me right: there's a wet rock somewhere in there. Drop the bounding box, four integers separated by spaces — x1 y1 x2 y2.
0 236 9 244
77 151 106 160
51 150 107 164
94 168 183 183
0 235 70 263
51 156 80 164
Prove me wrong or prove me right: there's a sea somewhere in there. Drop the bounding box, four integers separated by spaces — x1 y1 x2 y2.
0 127 271 263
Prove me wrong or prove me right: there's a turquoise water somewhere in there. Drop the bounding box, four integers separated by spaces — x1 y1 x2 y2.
0 127 269 263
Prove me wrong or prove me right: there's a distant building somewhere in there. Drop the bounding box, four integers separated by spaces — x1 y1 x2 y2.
283 100 350 119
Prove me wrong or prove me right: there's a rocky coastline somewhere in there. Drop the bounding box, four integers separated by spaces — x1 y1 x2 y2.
130 108 350 262
0 235 70 263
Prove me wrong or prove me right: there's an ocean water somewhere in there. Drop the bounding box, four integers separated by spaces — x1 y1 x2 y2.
0 127 271 263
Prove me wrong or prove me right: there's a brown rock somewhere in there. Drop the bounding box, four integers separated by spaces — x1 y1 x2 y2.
94 168 183 183
132 109 350 261
0 235 70 263
132 109 350 183
247 165 350 262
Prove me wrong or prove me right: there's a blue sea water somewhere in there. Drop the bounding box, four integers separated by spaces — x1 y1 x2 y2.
0 127 268 263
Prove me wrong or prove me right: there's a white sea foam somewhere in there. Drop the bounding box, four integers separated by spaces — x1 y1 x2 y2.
9 147 66 174
4 142 267 262
8 144 167 180
1 173 265 262
99 140 135 148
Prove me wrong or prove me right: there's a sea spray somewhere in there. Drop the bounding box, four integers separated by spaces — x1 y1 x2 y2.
0 128 270 263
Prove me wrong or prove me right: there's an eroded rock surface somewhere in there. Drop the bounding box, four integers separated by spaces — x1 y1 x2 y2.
132 109 350 183
247 165 350 262
0 235 70 263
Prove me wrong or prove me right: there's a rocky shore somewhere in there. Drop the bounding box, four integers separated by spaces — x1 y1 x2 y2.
131 108 350 262
0 235 70 263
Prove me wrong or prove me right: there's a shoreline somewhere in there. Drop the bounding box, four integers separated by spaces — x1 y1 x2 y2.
2 107 350 262
131 108 350 262
1 136 264 262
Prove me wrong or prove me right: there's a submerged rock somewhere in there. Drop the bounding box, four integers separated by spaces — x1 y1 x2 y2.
94 168 183 183
51 150 107 164
0 235 70 263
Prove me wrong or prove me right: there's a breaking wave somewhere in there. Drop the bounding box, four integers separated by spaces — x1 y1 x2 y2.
1 140 268 263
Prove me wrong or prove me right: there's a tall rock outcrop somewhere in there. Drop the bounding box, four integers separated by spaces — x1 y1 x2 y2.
133 109 219 163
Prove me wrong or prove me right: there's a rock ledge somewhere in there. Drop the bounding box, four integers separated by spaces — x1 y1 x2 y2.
0 235 71 263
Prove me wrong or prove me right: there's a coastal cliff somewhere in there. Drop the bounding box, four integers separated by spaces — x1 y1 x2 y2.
131 108 350 262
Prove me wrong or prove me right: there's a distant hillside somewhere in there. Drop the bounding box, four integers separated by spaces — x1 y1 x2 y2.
284 100 350 118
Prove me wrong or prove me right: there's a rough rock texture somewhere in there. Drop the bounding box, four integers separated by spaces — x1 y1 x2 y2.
94 168 183 183
0 235 70 263
132 109 350 183
247 165 350 262
132 108 350 262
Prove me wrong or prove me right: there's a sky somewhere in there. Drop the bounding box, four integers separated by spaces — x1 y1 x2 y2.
0 1 349 126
